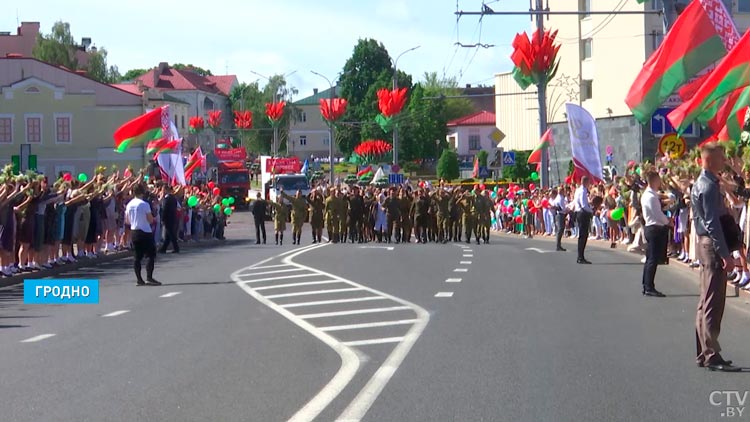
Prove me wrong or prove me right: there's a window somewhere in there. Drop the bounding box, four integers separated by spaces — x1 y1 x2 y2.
582 39 593 60
174 115 178 128
651 0 663 10
25 115 42 144
181 115 185 129
55 115 71 143
651 30 664 51
582 80 593 101
299 135 307 146
299 111 307 122
580 0 591 18
0 116 12 143
739 0 750 13
468 134 481 151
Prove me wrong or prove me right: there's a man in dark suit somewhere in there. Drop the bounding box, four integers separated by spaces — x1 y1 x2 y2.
252 192 267 244
159 185 180 254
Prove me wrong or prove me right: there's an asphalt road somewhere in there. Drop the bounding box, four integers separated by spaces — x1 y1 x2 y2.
2 217 750 422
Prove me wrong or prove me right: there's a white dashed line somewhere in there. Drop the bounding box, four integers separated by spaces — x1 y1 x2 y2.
281 296 386 309
264 287 362 299
435 292 454 298
159 291 182 298
319 319 419 332
102 310 130 317
343 337 405 347
454 268 468 272
20 334 55 343
460 261 472 264
445 278 462 283
463 254 474 258
465 249 474 253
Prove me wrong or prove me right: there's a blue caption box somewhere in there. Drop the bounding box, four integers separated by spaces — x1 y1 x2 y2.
23 279 100 304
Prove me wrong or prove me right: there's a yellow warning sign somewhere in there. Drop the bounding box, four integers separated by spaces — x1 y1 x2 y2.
658 133 686 158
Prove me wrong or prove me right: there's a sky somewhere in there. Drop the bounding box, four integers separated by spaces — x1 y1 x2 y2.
3 0 532 99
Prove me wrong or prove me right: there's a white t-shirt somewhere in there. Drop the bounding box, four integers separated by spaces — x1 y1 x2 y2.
125 197 153 233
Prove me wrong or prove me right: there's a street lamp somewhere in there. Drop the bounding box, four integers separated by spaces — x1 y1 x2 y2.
310 70 337 185
249 69 298 156
392 45 420 168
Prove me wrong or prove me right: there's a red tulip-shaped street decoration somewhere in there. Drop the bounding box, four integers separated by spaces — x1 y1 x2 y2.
188 116 205 134
208 110 222 130
233 110 253 130
265 101 286 126
375 88 408 133
319 98 348 123
353 139 393 164
510 28 561 90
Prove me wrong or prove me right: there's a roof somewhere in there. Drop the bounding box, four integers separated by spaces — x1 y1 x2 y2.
446 110 496 127
111 83 141 95
294 86 340 106
136 64 237 96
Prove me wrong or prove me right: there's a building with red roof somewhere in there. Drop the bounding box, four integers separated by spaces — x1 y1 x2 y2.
446 110 502 161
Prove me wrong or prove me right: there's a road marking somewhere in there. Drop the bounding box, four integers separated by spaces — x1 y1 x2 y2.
281 296 386 309
454 268 468 272
319 319 419 332
253 280 341 291
465 249 474 252
102 310 130 317
240 273 319 283
445 278 462 283
159 291 182 298
342 337 405 347
359 246 394 251
264 287 362 299
298 306 412 320
237 268 304 277
525 247 551 254
20 334 55 343
460 261 472 264
435 292 454 298
463 254 474 258
243 264 292 270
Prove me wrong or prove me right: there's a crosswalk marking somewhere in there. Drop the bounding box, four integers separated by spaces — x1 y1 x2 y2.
253 280 342 291
460 261 472 264
342 337 405 347
264 287 362 299
435 292 454 298
242 273 319 283
102 310 130 317
445 278 462 283
237 268 303 277
159 291 181 298
242 264 291 270
297 306 412 320
20 334 55 343
319 319 418 332
463 254 474 258
281 296 386 309
454 268 468 272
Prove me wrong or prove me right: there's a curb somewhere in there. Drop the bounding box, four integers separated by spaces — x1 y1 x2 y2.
0 238 245 289
491 230 750 300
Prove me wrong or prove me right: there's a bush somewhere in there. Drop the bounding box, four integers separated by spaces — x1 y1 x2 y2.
437 149 460 182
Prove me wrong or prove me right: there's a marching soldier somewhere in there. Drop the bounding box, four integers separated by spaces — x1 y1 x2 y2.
413 189 431 243
460 190 476 244
268 196 288 245
474 189 491 244
399 189 413 244
335 189 349 245
433 189 451 244
280 188 307 245
450 192 462 242
348 187 366 243
308 189 325 244
383 188 402 243
325 189 340 243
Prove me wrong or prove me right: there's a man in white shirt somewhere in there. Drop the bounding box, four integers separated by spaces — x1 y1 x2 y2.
550 188 567 251
640 171 670 297
574 176 593 264
125 183 160 286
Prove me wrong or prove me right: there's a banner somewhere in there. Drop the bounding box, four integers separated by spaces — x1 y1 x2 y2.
214 147 247 162
565 103 603 183
264 157 301 174
157 139 186 186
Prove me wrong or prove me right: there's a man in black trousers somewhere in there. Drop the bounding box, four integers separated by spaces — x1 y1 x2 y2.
125 183 160 286
640 170 670 297
252 192 267 244
574 176 593 264
159 184 180 254
550 188 567 251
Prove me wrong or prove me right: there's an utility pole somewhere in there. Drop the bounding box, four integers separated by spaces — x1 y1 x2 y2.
392 45 420 169
456 2 660 189
310 71 337 185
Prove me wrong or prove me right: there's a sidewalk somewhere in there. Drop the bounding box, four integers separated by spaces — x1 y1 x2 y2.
492 230 750 300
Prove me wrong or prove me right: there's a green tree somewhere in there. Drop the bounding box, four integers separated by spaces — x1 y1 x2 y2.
120 68 150 81
33 21 78 70
173 63 213 76
421 72 475 121
437 149 460 181
86 47 120 83
476 150 488 167
502 150 532 182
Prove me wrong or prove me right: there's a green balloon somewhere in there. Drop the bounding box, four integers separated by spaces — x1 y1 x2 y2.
228 196 235 205
187 195 198 207
530 172 539 181
78 173 88 182
224 207 233 216
610 207 625 221
221 198 230 206
213 204 221 213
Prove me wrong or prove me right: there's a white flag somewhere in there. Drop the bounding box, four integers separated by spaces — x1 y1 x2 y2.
565 103 603 182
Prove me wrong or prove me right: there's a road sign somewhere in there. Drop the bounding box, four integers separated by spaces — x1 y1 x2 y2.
651 108 695 137
502 151 516 166
488 128 505 145
388 173 404 185
478 166 490 179
657 133 687 158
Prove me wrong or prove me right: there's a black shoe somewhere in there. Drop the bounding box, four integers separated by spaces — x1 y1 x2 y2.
136 280 146 286
172 250 180 254
706 362 741 372
698 359 733 368
146 279 161 286
643 290 666 297
577 259 592 264
255 241 261 245
556 247 566 251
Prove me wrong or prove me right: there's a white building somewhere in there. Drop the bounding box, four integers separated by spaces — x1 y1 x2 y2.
446 110 498 161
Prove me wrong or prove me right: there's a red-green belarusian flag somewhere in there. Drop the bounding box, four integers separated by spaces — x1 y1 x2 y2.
184 147 204 180
113 106 169 153
356 165 373 179
625 0 727 124
527 128 553 164
667 29 750 133
717 105 750 141
698 86 750 132
147 138 179 156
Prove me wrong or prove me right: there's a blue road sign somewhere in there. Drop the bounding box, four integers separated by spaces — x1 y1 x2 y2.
388 173 404 185
651 108 695 136
478 166 490 178
502 151 516 166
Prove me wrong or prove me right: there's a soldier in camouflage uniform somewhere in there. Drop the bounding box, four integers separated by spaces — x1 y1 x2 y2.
383 188 402 243
450 192 462 242
433 189 451 244
268 196 288 245
307 190 325 244
325 189 339 243
335 189 349 245
399 189 413 244
459 191 477 244
474 189 491 244
280 188 308 245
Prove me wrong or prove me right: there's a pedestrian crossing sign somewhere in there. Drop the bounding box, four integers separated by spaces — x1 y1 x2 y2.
502 151 516 166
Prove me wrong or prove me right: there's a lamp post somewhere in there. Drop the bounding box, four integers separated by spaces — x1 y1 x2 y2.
249 69 297 156
392 45 420 168
310 70 337 185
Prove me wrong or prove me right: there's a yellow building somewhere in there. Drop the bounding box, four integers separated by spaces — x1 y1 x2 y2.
0 57 145 177
289 87 340 160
